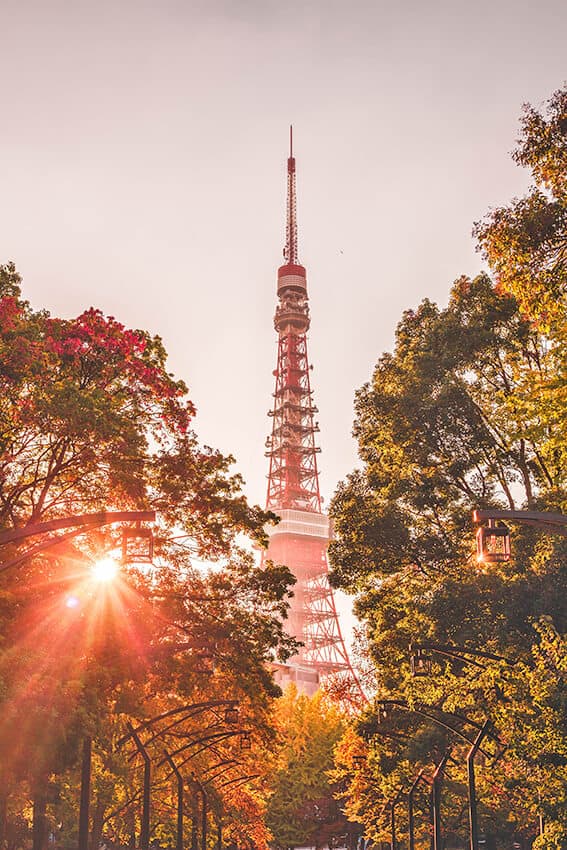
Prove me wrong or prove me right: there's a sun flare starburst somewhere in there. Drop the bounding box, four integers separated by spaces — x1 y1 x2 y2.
91 557 119 582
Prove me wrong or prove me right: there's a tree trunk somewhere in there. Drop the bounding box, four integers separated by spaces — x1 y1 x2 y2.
32 794 47 850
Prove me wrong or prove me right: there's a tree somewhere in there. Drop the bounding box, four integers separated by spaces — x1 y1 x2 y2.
474 85 566 331
265 686 347 850
0 262 269 552
330 272 563 590
328 86 567 848
474 85 567 480
0 266 298 849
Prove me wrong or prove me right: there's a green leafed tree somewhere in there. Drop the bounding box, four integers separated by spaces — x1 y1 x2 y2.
328 85 567 849
266 686 347 850
474 85 566 331
474 85 567 479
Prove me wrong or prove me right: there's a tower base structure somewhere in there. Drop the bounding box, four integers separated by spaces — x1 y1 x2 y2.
270 662 321 697
265 508 353 696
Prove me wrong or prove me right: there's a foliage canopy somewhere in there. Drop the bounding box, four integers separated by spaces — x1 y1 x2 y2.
329 84 567 849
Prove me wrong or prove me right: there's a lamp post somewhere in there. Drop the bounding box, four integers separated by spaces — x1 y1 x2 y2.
118 700 245 850
0 510 155 573
191 791 199 850
204 768 261 850
162 729 247 772
408 770 426 850
410 643 514 675
122 700 239 747
78 737 92 850
467 721 492 850
127 723 152 850
473 508 567 563
377 701 494 754
408 643 510 850
158 727 251 850
164 750 185 850
190 779 208 850
431 750 452 850
217 817 223 850
378 700 499 850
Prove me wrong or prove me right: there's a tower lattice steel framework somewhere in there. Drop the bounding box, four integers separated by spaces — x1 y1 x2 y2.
264 129 359 695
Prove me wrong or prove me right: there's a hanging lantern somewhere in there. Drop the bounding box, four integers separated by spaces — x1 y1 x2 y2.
240 732 251 750
410 647 433 677
122 524 154 564
476 522 511 563
224 705 239 725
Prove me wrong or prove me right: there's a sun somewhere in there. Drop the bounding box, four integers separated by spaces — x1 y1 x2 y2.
91 557 119 583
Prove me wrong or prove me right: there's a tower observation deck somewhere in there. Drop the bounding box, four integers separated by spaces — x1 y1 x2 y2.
264 129 359 697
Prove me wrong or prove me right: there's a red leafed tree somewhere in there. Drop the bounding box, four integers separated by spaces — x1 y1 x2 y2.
0 263 297 850
0 261 268 553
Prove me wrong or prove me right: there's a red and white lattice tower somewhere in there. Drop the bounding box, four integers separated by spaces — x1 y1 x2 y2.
264 129 357 696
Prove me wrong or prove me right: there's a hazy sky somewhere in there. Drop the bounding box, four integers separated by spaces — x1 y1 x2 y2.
1 1 565 609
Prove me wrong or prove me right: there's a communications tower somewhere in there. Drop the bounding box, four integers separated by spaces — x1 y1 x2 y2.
264 129 356 696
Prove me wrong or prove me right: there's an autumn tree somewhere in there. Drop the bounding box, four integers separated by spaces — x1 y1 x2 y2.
0 265 298 849
265 686 347 850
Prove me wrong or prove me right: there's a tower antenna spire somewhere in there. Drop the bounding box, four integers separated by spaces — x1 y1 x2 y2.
285 125 298 264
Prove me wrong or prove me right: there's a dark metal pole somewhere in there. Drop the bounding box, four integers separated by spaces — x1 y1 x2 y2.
201 787 208 850
432 750 451 850
78 736 92 850
127 723 151 850
191 792 199 850
408 770 425 850
177 782 184 850
142 762 151 850
217 820 222 850
164 751 184 850
467 720 491 850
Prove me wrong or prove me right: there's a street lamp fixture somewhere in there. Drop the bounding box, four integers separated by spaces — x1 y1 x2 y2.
239 732 251 750
475 519 511 564
122 524 154 564
473 508 567 562
0 510 156 574
410 646 433 677
389 786 405 850
224 705 239 725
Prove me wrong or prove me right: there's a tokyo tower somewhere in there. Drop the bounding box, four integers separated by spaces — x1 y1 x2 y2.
264 129 357 696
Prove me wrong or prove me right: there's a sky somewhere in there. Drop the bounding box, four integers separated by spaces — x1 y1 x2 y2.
1 0 565 636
